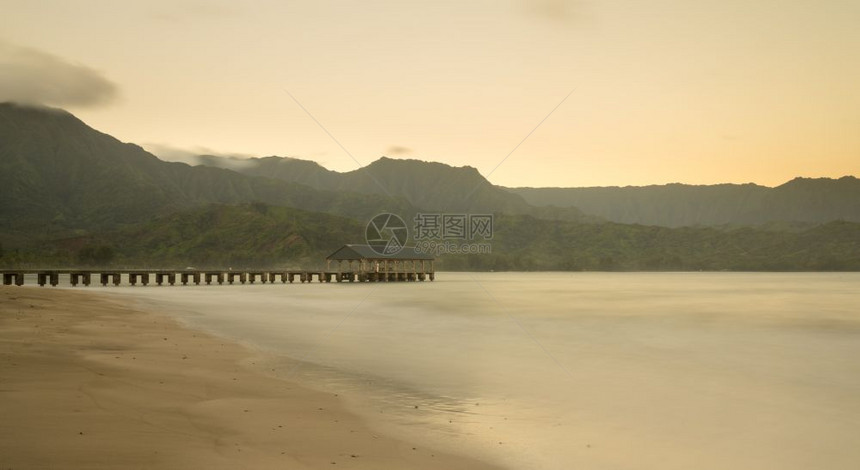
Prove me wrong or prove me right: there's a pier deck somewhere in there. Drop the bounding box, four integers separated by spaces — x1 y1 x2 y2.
1 269 434 287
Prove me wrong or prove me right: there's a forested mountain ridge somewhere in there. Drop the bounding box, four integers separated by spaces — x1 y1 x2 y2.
2 102 858 271
192 154 589 220
0 102 415 240
508 177 860 227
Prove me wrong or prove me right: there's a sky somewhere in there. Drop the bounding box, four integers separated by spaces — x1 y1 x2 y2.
1 0 858 188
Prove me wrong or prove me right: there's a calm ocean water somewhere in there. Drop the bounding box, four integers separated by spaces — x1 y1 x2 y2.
90 272 860 470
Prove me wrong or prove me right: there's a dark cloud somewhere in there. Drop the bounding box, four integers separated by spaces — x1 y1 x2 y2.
0 41 118 108
386 145 413 156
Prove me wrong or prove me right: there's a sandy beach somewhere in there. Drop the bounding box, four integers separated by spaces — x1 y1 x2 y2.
0 286 501 470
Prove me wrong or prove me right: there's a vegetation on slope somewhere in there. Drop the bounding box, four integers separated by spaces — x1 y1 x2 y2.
509 177 860 227
1 103 858 272
3 206 858 271
1 203 361 269
439 216 860 271
0 102 415 238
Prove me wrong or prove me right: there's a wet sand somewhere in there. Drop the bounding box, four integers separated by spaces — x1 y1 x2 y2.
0 287 501 470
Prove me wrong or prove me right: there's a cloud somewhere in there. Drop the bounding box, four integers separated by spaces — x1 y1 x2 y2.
143 143 255 169
386 145 413 156
142 143 201 165
0 41 118 108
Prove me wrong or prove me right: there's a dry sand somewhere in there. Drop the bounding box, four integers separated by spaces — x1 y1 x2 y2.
0 287 502 470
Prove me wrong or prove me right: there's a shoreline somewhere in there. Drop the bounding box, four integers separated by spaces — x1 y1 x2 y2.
0 286 503 469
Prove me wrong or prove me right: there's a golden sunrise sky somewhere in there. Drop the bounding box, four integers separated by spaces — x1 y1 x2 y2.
1 0 858 187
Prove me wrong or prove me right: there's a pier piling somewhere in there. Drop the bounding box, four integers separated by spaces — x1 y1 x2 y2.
100 273 121 286
3 272 24 286
1 254 435 288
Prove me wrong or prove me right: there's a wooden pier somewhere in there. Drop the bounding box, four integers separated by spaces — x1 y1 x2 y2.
1 244 436 287
1 268 434 287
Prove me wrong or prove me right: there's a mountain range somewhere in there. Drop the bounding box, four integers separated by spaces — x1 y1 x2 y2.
0 103 413 238
1 102 858 270
508 178 860 227
190 154 860 228
193 154 591 221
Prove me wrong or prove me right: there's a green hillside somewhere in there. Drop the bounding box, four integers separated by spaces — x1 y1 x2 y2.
194 154 589 220
440 216 860 271
509 177 860 227
0 102 415 242
1 203 362 269
2 103 858 272
4 206 858 272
